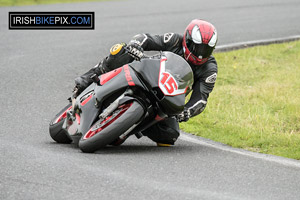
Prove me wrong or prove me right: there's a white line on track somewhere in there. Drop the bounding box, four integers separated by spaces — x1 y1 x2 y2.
180 132 300 168
215 35 300 52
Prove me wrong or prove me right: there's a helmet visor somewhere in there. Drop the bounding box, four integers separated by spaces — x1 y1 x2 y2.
186 38 214 59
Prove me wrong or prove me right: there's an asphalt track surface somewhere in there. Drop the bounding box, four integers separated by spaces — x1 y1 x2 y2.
1 0 300 199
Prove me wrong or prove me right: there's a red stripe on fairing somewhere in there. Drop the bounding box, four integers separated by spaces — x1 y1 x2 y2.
75 113 81 125
81 94 92 106
155 114 164 121
157 57 168 86
100 67 122 85
185 86 189 93
54 106 72 124
123 64 135 86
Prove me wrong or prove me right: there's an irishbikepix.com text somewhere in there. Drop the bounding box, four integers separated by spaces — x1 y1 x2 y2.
9 12 95 30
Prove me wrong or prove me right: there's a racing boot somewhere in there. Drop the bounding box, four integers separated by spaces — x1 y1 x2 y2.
73 58 108 98
142 117 180 146
156 143 172 147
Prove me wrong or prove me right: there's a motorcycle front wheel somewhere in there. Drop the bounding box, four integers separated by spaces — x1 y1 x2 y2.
49 103 72 144
78 101 144 153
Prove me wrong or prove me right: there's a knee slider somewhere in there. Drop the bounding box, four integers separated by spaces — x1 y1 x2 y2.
110 43 126 56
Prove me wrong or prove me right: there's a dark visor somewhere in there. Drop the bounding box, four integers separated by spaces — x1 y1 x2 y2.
186 38 214 59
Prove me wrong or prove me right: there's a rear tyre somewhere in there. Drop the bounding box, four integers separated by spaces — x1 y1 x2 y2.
79 101 144 153
49 103 72 144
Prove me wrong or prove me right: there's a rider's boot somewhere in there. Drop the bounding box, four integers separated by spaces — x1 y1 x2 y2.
73 58 108 97
156 143 172 147
142 117 180 146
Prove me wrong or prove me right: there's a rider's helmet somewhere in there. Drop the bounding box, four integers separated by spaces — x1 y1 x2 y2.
182 19 218 65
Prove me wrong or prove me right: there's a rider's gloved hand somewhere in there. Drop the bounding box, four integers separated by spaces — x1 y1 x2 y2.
126 43 144 61
177 108 191 122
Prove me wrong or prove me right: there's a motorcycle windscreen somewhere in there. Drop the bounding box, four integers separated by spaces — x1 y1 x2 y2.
131 51 194 115
158 52 194 115
158 52 194 96
131 52 194 95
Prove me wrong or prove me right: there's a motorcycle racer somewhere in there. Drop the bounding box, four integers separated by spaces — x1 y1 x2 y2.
74 19 218 146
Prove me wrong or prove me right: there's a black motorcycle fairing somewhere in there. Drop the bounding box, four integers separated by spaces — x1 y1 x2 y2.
94 65 146 108
130 52 193 115
65 64 147 138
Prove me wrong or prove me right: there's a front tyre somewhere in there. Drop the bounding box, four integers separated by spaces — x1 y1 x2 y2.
79 101 144 153
49 103 72 144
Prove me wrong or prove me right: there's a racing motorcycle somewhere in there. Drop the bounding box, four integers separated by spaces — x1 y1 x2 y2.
49 51 193 153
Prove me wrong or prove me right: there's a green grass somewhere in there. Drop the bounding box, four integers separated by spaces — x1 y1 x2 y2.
0 0 108 6
180 40 300 160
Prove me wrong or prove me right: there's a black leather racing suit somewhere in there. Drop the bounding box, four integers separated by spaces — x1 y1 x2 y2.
75 33 218 145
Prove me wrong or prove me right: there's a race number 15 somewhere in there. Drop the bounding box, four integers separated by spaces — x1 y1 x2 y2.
160 72 178 94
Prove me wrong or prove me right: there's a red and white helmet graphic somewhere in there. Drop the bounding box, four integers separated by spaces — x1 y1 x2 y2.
182 19 218 65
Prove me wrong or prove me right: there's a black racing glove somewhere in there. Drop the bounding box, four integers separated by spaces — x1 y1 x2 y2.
126 43 144 61
177 108 191 122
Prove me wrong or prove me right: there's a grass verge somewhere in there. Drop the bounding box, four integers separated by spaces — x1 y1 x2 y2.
180 40 300 160
0 0 107 6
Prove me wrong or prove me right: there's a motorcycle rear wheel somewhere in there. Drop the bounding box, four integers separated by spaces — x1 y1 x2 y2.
49 103 72 144
79 101 144 153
